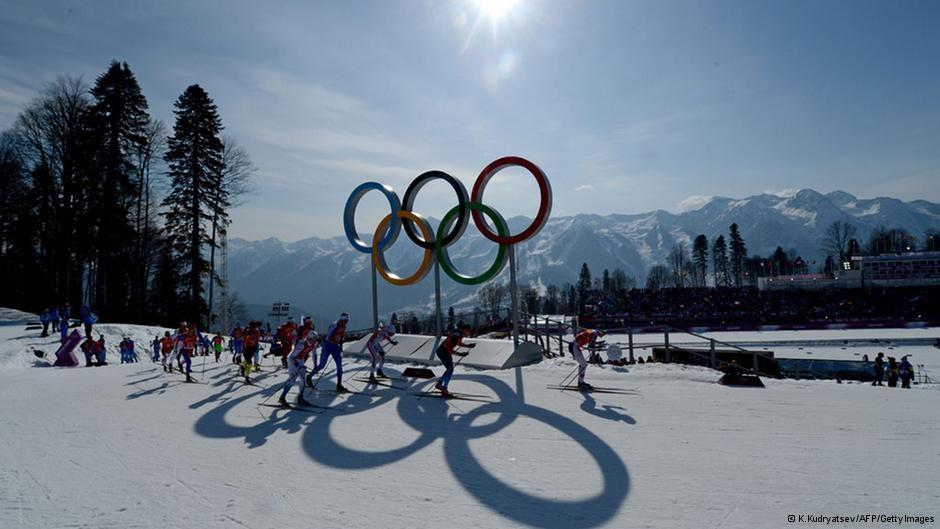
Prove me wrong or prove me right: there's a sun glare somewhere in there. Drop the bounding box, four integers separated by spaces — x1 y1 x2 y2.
474 0 519 23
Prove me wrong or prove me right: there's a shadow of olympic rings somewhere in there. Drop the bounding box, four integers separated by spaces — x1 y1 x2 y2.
192 371 631 528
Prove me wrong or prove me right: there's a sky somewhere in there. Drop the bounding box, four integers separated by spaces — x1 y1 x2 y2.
1 0 938 241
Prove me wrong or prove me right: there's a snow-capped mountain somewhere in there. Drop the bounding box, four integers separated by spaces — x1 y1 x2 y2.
226 189 939 324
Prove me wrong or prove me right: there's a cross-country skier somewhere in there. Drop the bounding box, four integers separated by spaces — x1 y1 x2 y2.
435 324 475 398
212 334 224 362
160 332 174 369
278 333 319 407
311 313 350 392
297 316 314 341
166 322 188 373
230 322 245 364
366 322 397 382
51 307 59 333
177 325 203 383
570 327 606 390
240 321 262 384
278 317 298 353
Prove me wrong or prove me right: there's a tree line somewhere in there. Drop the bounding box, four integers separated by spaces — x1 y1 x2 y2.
0 61 254 328
460 218 939 319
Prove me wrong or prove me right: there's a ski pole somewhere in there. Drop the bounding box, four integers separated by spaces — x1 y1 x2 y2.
558 364 580 388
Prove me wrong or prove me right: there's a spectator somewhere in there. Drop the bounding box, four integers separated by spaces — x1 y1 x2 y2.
80 336 97 367
119 336 136 364
96 334 107 366
50 307 59 333
899 356 913 389
40 309 51 337
82 307 98 339
873 353 885 386
152 335 161 363
59 314 69 344
887 356 898 387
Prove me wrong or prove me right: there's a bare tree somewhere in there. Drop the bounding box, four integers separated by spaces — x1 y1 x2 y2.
646 264 670 291
478 282 508 319
132 118 166 321
669 242 689 288
823 220 857 263
13 76 94 305
206 136 256 327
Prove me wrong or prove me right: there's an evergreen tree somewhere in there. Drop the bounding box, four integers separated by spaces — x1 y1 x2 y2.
712 235 729 287
566 284 578 314
150 239 181 323
602 269 611 293
447 306 455 328
543 284 559 314
162 84 224 326
88 61 151 318
692 234 708 287
729 223 747 287
577 263 592 310
771 246 788 276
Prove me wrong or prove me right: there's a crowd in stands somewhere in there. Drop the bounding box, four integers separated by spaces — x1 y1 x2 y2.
600 286 939 326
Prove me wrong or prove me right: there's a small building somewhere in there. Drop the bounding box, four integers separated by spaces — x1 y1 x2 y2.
757 251 940 290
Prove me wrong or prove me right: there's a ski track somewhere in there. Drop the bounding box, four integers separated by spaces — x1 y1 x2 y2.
0 322 939 528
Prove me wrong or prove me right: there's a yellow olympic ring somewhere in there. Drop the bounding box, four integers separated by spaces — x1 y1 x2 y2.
371 210 435 286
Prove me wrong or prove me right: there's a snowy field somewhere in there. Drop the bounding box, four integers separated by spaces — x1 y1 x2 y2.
1 318 939 528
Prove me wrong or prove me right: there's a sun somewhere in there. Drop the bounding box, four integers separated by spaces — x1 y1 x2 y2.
473 0 520 23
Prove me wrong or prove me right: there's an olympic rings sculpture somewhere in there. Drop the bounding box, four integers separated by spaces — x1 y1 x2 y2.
343 156 552 286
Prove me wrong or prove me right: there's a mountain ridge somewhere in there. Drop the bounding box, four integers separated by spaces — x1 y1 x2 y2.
226 189 939 325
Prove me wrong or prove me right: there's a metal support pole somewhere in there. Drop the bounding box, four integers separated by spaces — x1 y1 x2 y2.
710 339 716 369
508 245 520 348
434 260 443 340
752 351 759 374
371 261 378 331
628 327 634 363
664 330 670 363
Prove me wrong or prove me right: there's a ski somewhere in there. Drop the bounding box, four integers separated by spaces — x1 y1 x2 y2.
315 388 374 396
183 379 209 385
259 403 324 413
352 377 405 390
546 385 637 395
414 392 493 403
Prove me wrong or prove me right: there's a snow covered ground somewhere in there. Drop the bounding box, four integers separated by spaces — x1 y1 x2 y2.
1 319 939 528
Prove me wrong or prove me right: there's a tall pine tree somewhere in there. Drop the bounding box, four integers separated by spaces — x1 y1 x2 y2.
692 234 708 287
162 85 224 327
577 263 592 312
729 223 747 287
712 235 730 287
88 61 150 317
